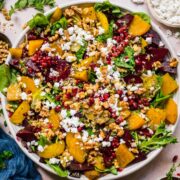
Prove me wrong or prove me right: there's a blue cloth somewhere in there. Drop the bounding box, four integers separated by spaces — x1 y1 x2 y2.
0 128 41 180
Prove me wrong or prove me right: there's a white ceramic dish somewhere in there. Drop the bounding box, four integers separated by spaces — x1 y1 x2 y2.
146 0 180 28
1 0 179 179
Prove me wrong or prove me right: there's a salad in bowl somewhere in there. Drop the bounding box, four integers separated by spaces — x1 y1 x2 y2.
1 0 179 179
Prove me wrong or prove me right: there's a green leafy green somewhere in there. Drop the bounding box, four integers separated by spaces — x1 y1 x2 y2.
86 128 94 136
166 163 180 180
88 70 97 84
46 161 68 177
0 64 11 92
133 12 151 24
0 150 13 169
51 17 67 35
139 123 177 153
151 90 171 108
27 13 49 29
0 0 5 10
37 135 49 147
9 0 55 16
76 41 88 61
95 166 118 175
94 0 122 17
114 46 135 70
96 20 114 42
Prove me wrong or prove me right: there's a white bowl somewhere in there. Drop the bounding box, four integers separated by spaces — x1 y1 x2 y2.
146 0 180 28
1 0 180 179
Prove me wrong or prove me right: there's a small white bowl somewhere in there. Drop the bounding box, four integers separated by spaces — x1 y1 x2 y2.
146 0 180 28
1 0 180 179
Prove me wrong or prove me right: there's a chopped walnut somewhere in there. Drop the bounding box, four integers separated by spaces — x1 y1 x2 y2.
152 61 162 69
169 58 178 67
64 8 75 17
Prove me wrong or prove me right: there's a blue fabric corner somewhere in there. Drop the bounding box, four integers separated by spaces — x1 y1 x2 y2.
0 128 42 180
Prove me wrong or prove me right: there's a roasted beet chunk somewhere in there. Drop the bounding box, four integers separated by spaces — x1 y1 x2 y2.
124 74 143 84
144 29 161 46
68 162 93 171
146 47 169 61
17 128 36 142
116 14 134 27
161 61 177 74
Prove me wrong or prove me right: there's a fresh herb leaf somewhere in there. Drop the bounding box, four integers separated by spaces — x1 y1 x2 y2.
0 150 13 170
9 0 55 15
77 83 83 88
114 46 135 70
46 161 68 177
88 70 97 84
139 123 177 153
151 90 171 108
166 163 180 180
133 12 151 24
96 20 114 42
0 0 5 10
0 64 11 93
28 13 49 29
95 166 118 175
76 41 88 61
51 17 67 35
86 128 94 136
94 0 121 17
38 135 49 147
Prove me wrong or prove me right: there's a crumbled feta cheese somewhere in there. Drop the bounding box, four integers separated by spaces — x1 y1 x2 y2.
146 37 152 44
34 79 40 87
68 27 74 35
166 30 173 36
61 109 67 118
41 43 49 51
20 92 27 100
37 145 44 152
66 55 77 62
54 82 60 88
174 32 180 38
159 41 164 47
102 141 111 147
98 26 105 35
49 158 60 164
151 0 180 25
58 28 64 35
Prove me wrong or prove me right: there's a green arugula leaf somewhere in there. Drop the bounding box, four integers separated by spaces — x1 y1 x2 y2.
94 0 121 17
86 128 94 136
38 135 49 147
133 12 151 24
0 150 13 170
76 41 88 61
51 17 67 35
114 46 135 70
95 166 118 175
0 64 11 93
88 70 97 84
14 0 28 9
0 0 5 10
46 161 68 177
139 123 177 153
28 13 49 29
96 20 114 42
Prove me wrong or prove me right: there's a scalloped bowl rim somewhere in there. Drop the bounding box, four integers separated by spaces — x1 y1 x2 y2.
146 0 180 28
1 0 180 179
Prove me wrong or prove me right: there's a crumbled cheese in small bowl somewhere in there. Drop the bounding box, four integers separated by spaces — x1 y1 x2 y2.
147 0 180 27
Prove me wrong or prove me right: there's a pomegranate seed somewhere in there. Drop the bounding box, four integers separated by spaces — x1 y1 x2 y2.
77 126 83 132
111 112 117 118
55 106 61 112
103 93 110 101
177 173 180 176
66 93 72 99
172 155 178 163
55 95 61 101
117 90 123 96
88 97 94 106
115 116 123 124
118 168 123 172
